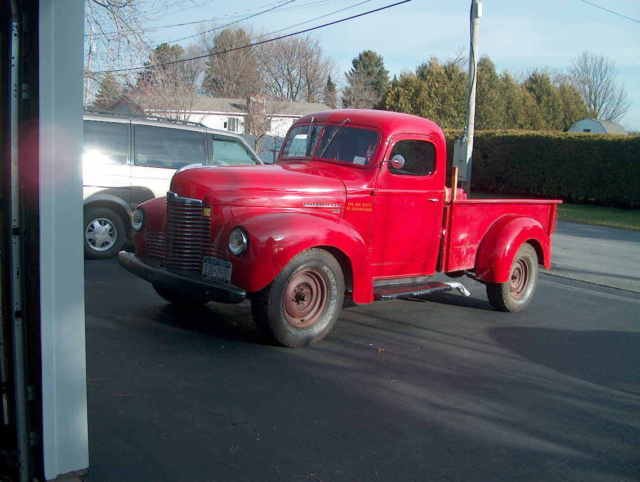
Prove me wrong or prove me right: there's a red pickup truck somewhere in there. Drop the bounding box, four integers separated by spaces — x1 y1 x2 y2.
119 109 561 347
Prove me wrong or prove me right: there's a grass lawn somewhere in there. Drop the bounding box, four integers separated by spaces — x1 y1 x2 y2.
557 204 640 231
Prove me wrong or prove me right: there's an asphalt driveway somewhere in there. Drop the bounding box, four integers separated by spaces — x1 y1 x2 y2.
85 258 640 482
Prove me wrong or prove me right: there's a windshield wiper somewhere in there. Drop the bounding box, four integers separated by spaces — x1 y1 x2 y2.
315 118 350 159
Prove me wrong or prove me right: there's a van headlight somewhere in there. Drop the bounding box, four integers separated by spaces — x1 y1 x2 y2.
132 208 144 231
228 227 248 256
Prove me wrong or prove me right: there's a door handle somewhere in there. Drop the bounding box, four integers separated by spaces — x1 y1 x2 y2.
426 198 440 203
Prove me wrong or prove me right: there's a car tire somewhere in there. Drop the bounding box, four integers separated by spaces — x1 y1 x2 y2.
152 283 210 307
251 249 345 348
486 243 539 312
84 206 127 259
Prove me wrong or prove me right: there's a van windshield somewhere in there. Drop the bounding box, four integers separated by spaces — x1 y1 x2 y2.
280 124 378 166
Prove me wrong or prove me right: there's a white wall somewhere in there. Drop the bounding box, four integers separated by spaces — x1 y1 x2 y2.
188 112 298 137
568 119 605 134
39 1 89 479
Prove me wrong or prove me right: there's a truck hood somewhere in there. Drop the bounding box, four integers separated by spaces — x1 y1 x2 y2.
170 164 347 208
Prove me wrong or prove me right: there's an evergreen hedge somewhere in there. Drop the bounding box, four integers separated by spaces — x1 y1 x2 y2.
444 130 640 208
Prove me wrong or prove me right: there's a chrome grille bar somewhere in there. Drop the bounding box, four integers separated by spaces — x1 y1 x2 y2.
166 191 211 272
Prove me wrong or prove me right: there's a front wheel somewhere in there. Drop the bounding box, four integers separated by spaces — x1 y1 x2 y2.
251 249 345 348
486 243 539 312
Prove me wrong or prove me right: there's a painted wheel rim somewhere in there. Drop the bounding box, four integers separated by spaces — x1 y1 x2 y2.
510 258 529 299
284 269 328 328
85 217 118 252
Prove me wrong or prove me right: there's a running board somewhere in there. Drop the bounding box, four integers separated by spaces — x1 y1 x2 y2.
374 281 471 301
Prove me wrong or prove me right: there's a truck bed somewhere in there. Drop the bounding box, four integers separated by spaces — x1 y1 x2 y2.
442 199 562 273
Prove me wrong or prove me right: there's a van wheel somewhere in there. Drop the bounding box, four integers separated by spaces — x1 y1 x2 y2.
486 243 538 312
84 206 126 259
251 249 345 348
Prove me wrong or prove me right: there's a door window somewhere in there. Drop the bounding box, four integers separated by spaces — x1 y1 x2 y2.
212 137 257 166
83 120 129 165
134 125 205 169
388 140 435 176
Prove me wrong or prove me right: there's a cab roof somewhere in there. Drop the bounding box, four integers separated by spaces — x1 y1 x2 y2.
294 109 446 142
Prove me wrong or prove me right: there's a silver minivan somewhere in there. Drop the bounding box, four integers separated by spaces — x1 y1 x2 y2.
83 112 262 258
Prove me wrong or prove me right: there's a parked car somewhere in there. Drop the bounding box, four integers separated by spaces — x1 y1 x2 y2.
82 112 261 258
118 109 561 347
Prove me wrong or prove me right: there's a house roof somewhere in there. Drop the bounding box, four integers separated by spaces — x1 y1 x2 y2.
570 118 627 134
188 96 330 117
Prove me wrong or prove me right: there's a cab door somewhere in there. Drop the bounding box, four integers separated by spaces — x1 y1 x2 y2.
371 135 445 279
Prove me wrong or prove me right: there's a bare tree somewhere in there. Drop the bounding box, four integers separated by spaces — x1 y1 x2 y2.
129 43 206 121
258 36 331 103
569 52 630 122
201 27 263 98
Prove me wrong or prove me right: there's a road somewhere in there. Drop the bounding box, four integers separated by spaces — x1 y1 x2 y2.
85 257 640 482
552 221 640 293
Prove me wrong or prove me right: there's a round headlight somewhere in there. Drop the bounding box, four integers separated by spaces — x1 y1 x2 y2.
228 227 248 256
132 208 144 231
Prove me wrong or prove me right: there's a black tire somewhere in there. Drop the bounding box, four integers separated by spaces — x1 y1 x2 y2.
152 283 210 307
486 243 539 312
84 206 127 259
251 249 345 348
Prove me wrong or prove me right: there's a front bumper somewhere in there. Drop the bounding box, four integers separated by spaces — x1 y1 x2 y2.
118 251 246 304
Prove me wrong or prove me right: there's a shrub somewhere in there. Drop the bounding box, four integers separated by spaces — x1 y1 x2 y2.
444 130 640 207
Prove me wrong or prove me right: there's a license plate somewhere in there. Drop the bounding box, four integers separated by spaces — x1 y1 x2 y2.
202 257 232 283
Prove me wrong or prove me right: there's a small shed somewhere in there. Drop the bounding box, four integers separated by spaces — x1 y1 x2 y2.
568 118 627 135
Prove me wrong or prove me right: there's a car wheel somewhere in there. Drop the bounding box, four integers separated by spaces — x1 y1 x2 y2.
251 249 345 348
84 206 127 259
152 283 210 306
486 243 539 312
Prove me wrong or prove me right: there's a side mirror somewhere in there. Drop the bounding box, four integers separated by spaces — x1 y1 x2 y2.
390 154 406 170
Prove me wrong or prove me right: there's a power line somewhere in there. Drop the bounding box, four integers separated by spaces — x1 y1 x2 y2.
578 0 640 23
166 0 297 44
264 0 377 37
94 0 412 74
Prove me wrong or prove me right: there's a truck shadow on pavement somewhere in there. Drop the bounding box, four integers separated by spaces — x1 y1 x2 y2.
489 327 640 397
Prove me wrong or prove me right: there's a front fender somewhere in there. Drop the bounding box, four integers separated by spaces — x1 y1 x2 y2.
230 212 373 303
475 215 551 284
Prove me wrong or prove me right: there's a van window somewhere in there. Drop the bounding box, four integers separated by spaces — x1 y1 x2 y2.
83 120 129 165
134 125 205 169
212 137 256 166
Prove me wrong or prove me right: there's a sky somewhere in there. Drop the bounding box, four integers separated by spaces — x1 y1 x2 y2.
143 0 640 131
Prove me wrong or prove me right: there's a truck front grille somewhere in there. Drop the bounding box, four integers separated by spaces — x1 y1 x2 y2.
144 232 167 259
166 192 210 272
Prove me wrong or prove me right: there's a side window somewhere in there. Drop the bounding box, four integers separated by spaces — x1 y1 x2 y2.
134 125 205 169
388 140 436 176
212 137 256 166
83 120 129 165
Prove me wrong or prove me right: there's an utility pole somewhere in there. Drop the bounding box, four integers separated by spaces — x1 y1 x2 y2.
454 0 483 194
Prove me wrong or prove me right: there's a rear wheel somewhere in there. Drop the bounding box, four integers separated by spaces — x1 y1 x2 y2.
251 249 345 348
84 206 127 259
486 243 539 312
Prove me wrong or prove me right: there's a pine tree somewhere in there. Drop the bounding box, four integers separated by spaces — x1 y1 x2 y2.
92 73 122 111
524 71 564 130
323 75 337 108
343 50 389 108
475 57 504 129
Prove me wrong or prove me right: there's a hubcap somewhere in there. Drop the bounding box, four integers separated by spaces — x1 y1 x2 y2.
85 217 117 252
283 269 328 328
510 258 529 299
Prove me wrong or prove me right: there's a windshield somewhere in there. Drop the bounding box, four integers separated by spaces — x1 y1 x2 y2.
280 124 379 166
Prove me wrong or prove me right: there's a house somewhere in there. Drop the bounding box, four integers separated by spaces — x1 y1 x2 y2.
568 118 627 135
156 96 331 138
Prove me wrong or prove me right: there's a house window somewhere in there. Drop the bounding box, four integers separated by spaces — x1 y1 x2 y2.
227 117 239 133
583 129 591 133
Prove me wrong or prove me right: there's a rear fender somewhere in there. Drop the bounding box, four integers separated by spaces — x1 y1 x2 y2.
475 215 551 284
231 212 373 303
